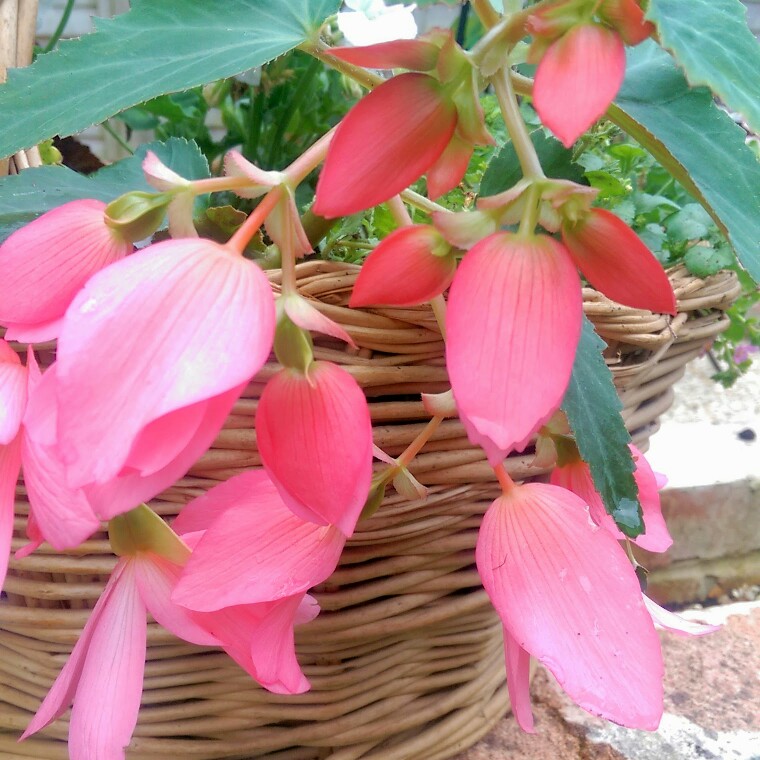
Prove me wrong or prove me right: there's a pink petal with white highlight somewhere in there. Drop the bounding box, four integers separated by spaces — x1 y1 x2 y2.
533 25 625 147
314 73 457 217
4 316 65 344
446 233 582 463
432 209 499 250
549 444 673 553
327 40 440 71
20 560 128 740
142 151 190 191
223 150 285 199
67 559 146 760
265 190 312 259
173 469 273 536
283 294 355 346
256 362 373 536
562 208 677 315
167 192 198 238
133 552 220 646
349 225 456 308
643 596 721 637
421 389 457 418
503 627 535 733
0 434 21 591
0 340 26 443
173 471 345 611
372 444 396 465
476 483 664 729
0 200 132 339
426 132 473 200
14 506 42 560
56 238 274 487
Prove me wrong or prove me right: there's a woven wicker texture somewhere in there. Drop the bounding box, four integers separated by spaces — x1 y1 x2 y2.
0 257 740 759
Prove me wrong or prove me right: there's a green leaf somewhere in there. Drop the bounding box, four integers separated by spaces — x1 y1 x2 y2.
561 317 642 537
684 243 736 278
646 0 760 136
664 203 713 242
480 130 585 196
0 0 341 159
609 42 760 283
0 138 209 243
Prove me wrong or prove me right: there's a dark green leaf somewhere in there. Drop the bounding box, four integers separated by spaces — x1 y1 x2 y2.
610 42 760 282
480 130 585 196
647 0 760 135
0 138 209 243
562 316 642 537
684 243 736 278
0 0 341 159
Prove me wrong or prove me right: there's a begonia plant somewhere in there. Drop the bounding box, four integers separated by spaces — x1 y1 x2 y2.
0 0 758 757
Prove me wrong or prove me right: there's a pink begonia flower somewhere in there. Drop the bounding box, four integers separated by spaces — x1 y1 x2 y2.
20 549 222 760
0 200 132 342
550 444 673 553
172 471 338 692
533 24 626 148
141 151 197 238
55 237 275 489
255 362 373 536
476 482 664 731
561 208 677 315
314 73 458 217
446 233 582 464
349 225 456 307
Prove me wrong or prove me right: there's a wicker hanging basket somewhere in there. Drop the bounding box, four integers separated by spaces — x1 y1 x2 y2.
0 5 743 758
0 259 740 760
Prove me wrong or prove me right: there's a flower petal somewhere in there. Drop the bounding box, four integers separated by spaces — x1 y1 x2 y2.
446 233 582 463
562 208 676 315
265 189 312 259
223 151 285 198
643 596 721 637
600 0 655 45
133 552 220 646
256 362 373 536
432 209 500 250
327 40 440 71
0 340 26 444
0 434 21 591
314 73 457 217
476 483 664 729
56 238 274 487
283 294 355 346
0 200 132 339
426 132 473 200
142 151 190 191
503 627 535 733
67 560 146 760
173 471 345 611
349 225 456 308
20 560 129 740
533 25 625 147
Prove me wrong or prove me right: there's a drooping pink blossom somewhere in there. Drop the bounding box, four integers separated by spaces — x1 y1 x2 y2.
533 24 626 148
446 232 582 464
476 482 664 730
0 200 132 342
314 73 458 217
55 237 275 489
349 225 456 307
561 208 677 315
550 444 673 553
255 362 373 536
600 0 655 45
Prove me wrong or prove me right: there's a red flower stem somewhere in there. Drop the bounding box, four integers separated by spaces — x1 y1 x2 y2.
492 69 544 180
493 462 516 495
387 195 413 227
226 186 284 254
397 415 443 468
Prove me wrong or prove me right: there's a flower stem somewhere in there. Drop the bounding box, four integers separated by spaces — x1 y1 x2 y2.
284 128 334 185
493 462 516 494
387 195 413 227
189 175 261 194
431 295 447 339
471 0 501 28
517 182 542 237
302 40 384 90
397 415 444 468
492 68 544 179
400 188 448 215
226 186 283 254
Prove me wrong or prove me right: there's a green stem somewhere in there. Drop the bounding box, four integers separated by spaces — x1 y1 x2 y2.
43 0 76 53
517 182 542 237
266 56 322 169
493 69 543 179
471 0 501 28
302 40 383 90
102 121 134 155
400 189 448 215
